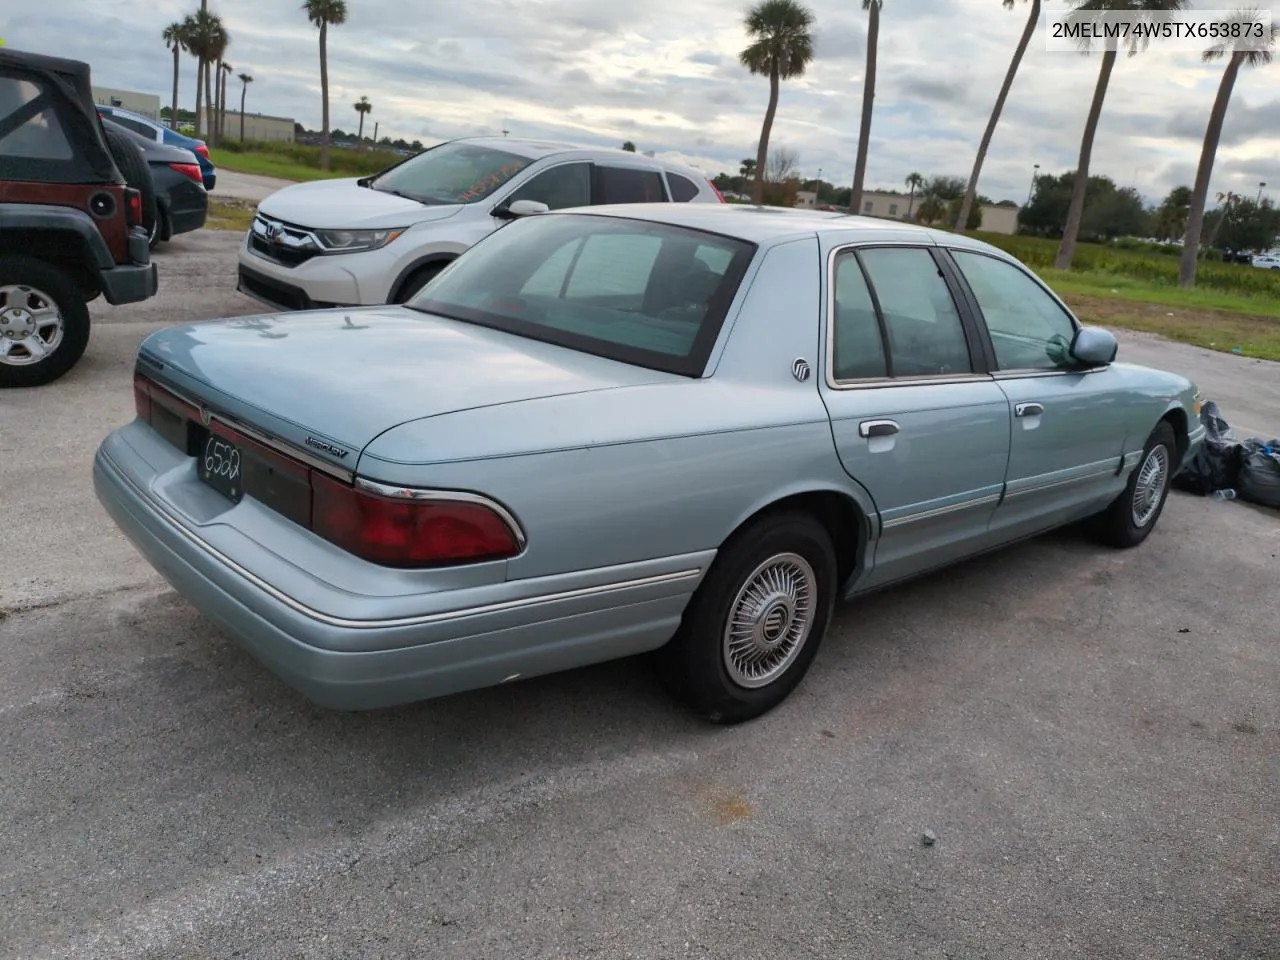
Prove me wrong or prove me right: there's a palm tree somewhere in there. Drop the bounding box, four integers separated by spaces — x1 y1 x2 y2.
1205 190 1239 252
1054 0 1189 269
205 22 227 144
740 158 757 178
739 0 816 205
219 62 233 141
183 13 205 137
354 95 372 141
163 22 186 133
1178 13 1276 286
237 72 254 142
303 0 349 171
905 171 924 218
955 0 1040 232
849 0 882 216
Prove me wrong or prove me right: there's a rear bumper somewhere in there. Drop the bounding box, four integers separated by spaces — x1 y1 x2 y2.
92 425 703 710
99 261 158 305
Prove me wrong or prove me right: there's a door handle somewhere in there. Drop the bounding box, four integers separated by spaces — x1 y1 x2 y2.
859 419 900 438
1015 402 1044 418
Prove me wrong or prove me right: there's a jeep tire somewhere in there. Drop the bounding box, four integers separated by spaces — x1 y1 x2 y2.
102 125 157 241
0 258 92 388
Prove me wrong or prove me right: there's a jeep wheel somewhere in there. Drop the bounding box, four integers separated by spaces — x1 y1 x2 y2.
102 125 158 239
0 259 91 388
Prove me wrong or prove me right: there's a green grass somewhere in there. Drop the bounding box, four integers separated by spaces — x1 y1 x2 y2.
209 139 405 182
205 198 255 232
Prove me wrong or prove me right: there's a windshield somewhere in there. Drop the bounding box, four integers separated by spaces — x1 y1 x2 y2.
408 214 758 377
370 140 533 205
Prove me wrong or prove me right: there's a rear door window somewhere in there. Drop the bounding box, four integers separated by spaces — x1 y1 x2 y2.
593 166 668 204
107 114 157 139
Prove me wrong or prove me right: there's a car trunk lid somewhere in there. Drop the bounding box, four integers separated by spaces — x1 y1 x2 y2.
136 305 677 472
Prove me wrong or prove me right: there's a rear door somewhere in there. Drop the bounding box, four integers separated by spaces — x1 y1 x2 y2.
818 244 1012 592
943 247 1130 540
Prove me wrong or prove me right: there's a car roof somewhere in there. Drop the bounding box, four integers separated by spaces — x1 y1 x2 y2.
440 137 709 176
548 202 1014 256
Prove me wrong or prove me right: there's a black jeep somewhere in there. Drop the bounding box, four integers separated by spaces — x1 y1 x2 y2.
0 47 160 388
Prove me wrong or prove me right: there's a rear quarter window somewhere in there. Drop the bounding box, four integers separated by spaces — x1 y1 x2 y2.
0 76 72 160
666 173 701 202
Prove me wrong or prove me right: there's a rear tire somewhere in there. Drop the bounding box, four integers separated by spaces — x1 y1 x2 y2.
103 125 157 239
0 258 91 388
1087 421 1177 548
655 510 837 724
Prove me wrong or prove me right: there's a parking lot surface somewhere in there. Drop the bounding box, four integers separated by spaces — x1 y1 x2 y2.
1 232 1277 959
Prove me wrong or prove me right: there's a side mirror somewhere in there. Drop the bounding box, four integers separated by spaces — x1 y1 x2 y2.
1069 325 1118 367
494 199 549 220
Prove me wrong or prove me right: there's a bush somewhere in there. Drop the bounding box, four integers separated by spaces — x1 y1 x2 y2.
968 231 1280 299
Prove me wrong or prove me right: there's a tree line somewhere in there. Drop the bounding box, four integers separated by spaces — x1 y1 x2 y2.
736 0 1276 288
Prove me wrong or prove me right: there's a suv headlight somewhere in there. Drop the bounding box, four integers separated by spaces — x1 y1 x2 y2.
316 228 406 253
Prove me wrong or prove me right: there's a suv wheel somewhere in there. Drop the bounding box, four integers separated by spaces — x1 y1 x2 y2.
0 258 91 388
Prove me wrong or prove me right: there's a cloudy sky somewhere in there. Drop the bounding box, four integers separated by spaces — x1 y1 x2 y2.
4 0 1277 205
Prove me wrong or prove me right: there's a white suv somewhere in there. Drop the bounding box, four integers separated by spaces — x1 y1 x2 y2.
236 137 725 310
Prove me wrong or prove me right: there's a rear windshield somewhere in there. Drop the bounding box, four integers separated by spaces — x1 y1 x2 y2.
369 140 533 205
409 214 757 376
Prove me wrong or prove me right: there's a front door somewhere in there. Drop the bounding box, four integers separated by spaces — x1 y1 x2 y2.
944 248 1130 541
819 244 1012 592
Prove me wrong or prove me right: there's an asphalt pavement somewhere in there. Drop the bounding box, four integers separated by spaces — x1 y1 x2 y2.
1 231 1276 959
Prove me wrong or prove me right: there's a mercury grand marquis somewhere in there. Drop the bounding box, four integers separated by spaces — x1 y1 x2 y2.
94 203 1206 723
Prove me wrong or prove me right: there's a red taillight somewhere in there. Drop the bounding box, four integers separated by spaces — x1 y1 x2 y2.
194 143 210 160
170 162 204 185
124 187 143 227
311 473 522 567
709 180 726 203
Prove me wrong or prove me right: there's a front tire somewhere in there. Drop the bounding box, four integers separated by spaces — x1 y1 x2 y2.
394 263 446 303
0 258 91 388
1088 421 1177 548
656 510 838 724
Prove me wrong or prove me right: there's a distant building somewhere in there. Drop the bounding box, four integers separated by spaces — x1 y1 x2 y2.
199 109 296 143
92 87 161 120
851 190 1021 235
794 190 818 209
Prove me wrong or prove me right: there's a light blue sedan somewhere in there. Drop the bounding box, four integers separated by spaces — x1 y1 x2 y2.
94 204 1206 723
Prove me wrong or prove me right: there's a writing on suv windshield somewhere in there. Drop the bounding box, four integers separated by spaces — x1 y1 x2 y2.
408 214 758 378
371 142 533 204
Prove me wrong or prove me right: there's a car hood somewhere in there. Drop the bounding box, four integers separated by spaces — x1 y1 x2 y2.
256 178 465 230
136 306 677 471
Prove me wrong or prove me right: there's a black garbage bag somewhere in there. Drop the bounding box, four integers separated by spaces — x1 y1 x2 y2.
1172 400 1244 495
1238 440 1280 509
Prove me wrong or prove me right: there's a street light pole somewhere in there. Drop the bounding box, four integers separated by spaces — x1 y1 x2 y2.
1025 163 1040 207
1257 181 1266 204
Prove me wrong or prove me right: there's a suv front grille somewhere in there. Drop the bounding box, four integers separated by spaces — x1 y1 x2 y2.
248 213 323 268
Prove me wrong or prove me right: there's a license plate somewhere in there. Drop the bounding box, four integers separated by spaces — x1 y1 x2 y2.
200 433 244 503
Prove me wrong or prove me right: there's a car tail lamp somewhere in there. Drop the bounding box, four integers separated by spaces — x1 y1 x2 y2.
311 473 523 567
194 143 210 160
123 187 144 228
708 180 726 203
169 162 204 185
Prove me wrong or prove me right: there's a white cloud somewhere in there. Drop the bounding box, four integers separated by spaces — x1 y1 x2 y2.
2 0 1276 203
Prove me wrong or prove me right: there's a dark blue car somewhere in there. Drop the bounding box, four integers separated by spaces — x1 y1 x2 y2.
95 105 217 191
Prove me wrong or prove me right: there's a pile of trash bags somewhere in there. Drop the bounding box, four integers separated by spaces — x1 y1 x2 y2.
1172 400 1280 509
